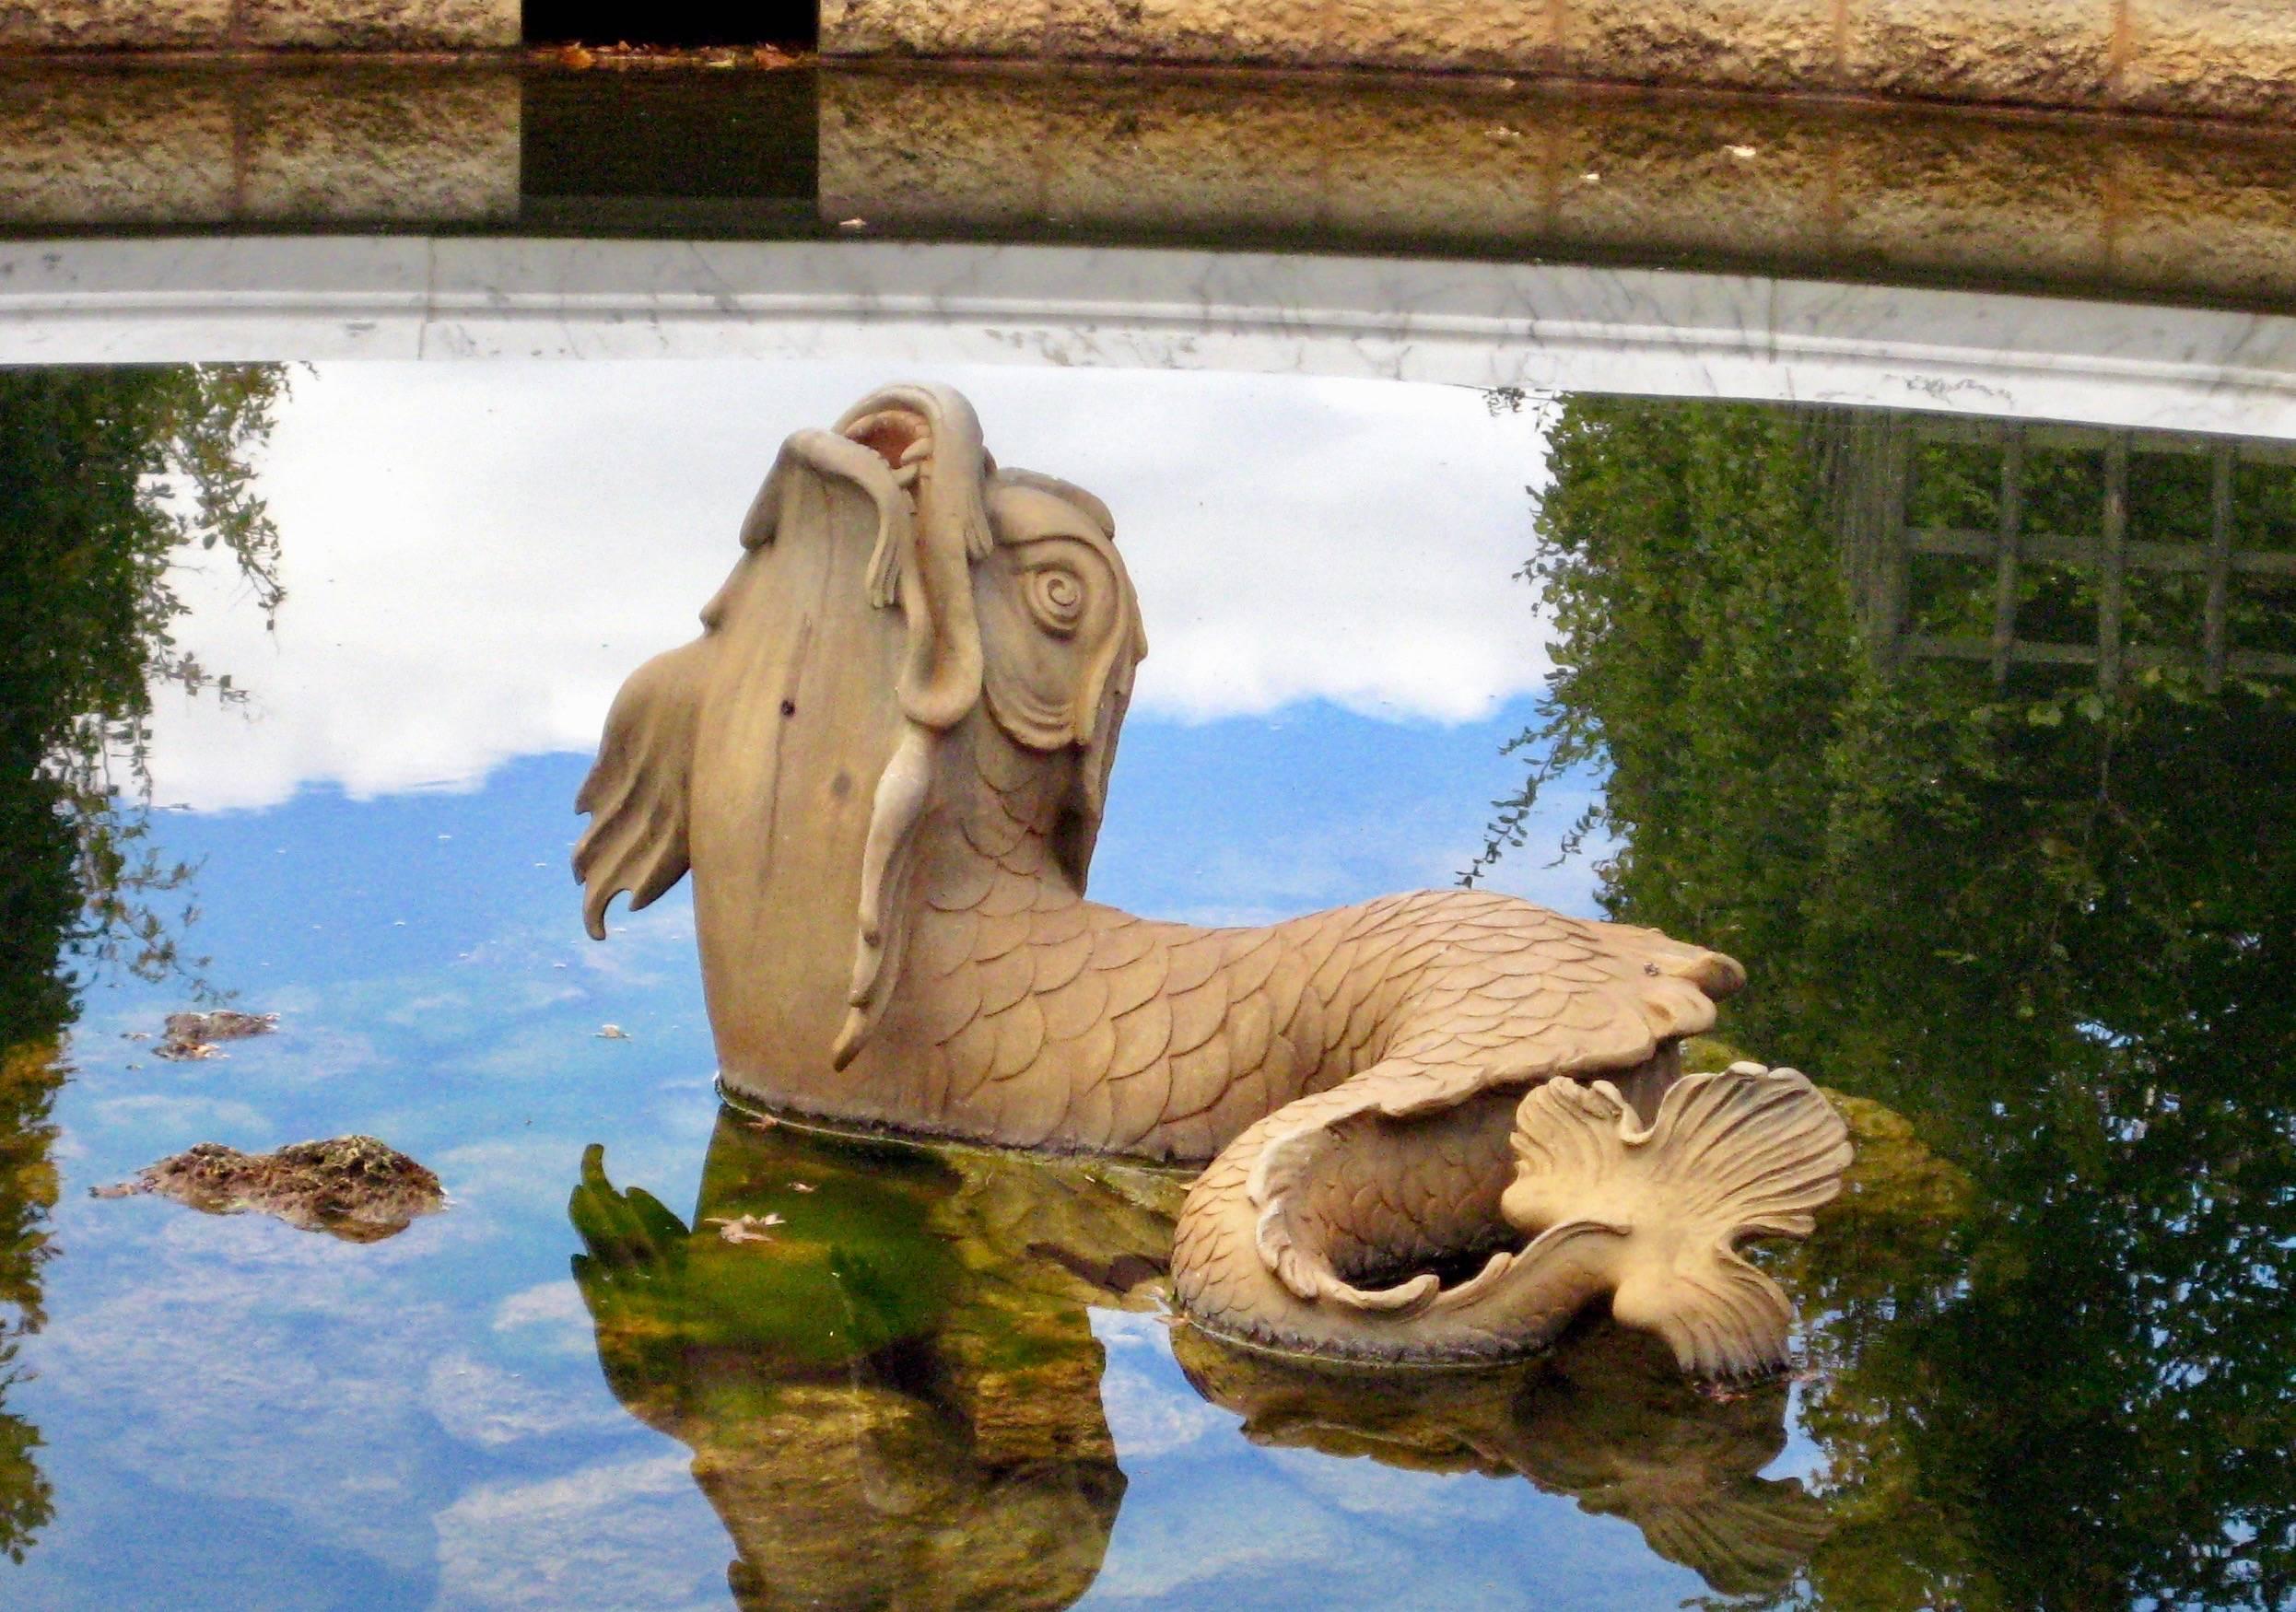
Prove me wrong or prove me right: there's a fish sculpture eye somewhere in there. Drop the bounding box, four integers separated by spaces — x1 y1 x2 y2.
1022 560 1086 636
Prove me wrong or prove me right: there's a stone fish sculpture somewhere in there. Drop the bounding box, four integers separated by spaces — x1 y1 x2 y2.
576 382 1852 1377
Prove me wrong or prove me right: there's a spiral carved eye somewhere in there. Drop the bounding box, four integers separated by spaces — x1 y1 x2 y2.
1025 567 1085 637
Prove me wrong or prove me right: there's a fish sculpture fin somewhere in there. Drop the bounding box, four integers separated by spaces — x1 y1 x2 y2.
1503 1067 1853 1379
574 637 710 940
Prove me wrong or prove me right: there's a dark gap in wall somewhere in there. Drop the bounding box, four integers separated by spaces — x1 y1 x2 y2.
520 68 820 234
524 0 816 49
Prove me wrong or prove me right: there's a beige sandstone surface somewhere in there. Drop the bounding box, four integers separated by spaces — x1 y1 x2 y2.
0 0 512 50
821 68 2296 307
0 65 516 226
0 0 2290 132
824 0 2296 124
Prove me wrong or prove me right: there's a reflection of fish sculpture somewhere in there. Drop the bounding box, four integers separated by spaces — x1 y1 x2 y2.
568 1119 1153 1612
572 1113 1832 1605
1172 1322 1832 1595
576 383 1851 1375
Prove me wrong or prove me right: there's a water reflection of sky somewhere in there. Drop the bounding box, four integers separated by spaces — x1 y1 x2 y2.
6 365 1687 1608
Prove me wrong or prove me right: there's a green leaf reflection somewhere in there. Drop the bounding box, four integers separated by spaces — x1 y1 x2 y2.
0 362 288 1565
1489 396 2296 1612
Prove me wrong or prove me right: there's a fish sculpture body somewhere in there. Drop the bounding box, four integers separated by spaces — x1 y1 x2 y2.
577 384 1852 1376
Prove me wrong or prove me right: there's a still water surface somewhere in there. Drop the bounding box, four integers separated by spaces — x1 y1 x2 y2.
0 359 2290 1609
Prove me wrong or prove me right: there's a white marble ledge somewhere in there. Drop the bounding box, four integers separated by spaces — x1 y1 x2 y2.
5 237 2296 439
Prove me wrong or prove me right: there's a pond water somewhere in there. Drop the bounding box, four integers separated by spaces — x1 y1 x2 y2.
2 333 2293 1605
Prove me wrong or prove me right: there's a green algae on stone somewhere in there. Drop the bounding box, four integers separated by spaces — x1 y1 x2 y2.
568 1111 1141 1610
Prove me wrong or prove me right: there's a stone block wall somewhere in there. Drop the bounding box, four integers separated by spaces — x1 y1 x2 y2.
0 66 518 222
818 67 2296 307
822 0 2296 123
2 0 2290 129
0 0 516 51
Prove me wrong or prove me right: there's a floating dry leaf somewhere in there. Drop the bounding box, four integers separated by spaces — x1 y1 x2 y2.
706 1212 785 1244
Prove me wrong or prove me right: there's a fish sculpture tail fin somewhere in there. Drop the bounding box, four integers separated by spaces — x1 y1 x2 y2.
1503 1066 1853 1380
575 638 709 940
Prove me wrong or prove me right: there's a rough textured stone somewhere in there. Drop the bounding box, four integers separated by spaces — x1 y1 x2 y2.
825 0 1552 73
1541 97 1837 262
2123 0 2296 122
1831 114 2109 282
0 66 515 227
0 0 230 51
239 0 515 49
1036 81 1335 229
817 70 1048 225
1845 0 2114 105
817 0 2296 127
1561 0 1834 91
1128 0 1333 65
818 69 2296 305
820 0 1042 59
0 72 232 224
2108 131 2296 304
0 0 510 49
1337 0 1548 72
240 71 518 221
95 1135 445 1241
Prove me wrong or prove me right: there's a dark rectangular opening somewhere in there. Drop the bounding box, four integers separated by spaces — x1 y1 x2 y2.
524 0 815 50
521 68 820 234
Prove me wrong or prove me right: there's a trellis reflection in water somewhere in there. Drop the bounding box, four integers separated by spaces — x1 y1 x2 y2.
1478 393 2296 1611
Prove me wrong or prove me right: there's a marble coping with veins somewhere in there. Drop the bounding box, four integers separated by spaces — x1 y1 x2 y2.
5 236 2296 442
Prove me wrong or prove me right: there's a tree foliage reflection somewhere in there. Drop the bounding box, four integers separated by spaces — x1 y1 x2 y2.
0 363 287 1563
1484 396 2296 1612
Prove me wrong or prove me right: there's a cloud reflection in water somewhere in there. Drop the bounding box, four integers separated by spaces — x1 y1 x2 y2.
146 364 1554 812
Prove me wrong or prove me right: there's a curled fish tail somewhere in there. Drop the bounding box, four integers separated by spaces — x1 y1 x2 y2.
1503 1067 1853 1379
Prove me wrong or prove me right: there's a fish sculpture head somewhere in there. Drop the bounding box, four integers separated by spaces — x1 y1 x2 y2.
574 383 1147 1104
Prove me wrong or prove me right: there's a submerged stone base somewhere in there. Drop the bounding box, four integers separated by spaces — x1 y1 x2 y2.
824 0 2296 123
0 0 515 52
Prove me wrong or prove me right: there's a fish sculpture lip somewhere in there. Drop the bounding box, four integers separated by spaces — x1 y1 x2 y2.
573 381 1854 1377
